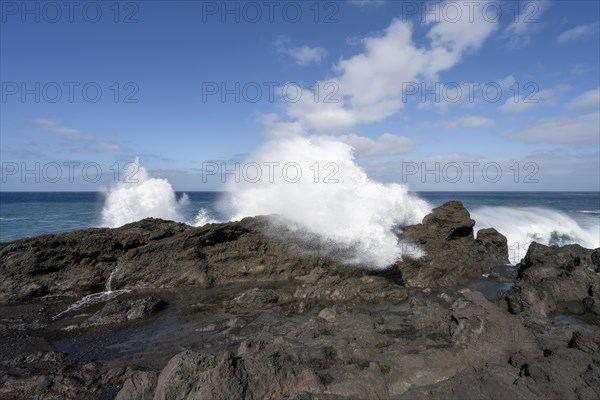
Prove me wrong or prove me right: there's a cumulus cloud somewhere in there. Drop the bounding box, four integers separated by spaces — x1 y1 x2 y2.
557 22 599 43
275 36 327 66
566 87 600 110
505 112 600 144
281 2 498 133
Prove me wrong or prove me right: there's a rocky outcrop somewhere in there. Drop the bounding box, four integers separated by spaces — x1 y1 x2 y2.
395 201 509 287
104 289 542 400
502 243 600 318
0 202 510 304
0 217 332 304
0 351 127 399
1 201 599 399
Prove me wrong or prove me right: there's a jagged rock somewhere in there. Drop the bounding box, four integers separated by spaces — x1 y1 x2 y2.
0 202 509 304
83 296 166 327
109 289 542 400
568 331 599 354
0 351 127 399
114 370 158 400
2 203 600 399
415 200 476 241
503 242 600 318
476 228 510 265
231 288 280 307
395 201 509 287
150 349 323 400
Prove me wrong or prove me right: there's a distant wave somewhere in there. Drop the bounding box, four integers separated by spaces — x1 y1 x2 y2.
473 206 600 264
577 210 600 215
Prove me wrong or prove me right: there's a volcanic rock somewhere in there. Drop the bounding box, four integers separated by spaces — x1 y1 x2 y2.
395 201 509 287
502 242 600 319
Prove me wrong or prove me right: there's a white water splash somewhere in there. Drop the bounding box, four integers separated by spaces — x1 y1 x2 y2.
100 158 216 228
225 136 431 268
191 208 217 227
100 158 189 228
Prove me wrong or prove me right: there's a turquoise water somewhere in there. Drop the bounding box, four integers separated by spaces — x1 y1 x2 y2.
0 192 223 242
1 192 598 248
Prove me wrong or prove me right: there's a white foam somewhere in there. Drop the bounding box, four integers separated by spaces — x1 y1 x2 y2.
224 136 431 268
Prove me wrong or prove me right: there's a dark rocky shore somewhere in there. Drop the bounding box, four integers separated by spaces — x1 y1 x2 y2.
0 201 598 399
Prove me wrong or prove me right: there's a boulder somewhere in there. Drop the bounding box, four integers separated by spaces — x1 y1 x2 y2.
85 296 166 327
503 242 600 318
395 201 509 287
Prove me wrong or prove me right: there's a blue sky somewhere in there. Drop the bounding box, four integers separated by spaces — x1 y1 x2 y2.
1 0 599 191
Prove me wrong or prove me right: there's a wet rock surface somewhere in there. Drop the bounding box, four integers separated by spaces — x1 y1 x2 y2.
0 201 598 399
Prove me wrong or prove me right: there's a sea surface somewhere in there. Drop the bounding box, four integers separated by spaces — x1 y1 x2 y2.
1 192 598 263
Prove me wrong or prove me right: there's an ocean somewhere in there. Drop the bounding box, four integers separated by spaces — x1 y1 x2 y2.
1 191 598 263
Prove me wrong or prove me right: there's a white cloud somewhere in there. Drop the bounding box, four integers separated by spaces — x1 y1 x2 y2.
275 36 327 66
498 84 570 113
33 118 92 139
33 118 126 153
497 75 516 90
557 22 599 43
335 133 414 157
505 112 600 144
566 88 600 110
500 1 550 48
258 113 307 139
446 115 494 129
281 2 498 133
